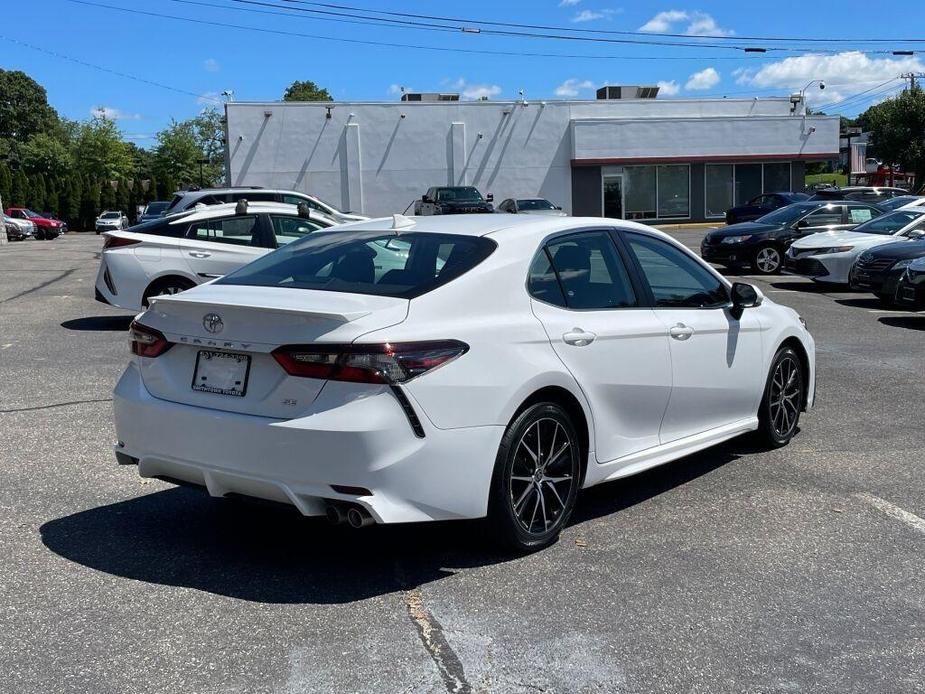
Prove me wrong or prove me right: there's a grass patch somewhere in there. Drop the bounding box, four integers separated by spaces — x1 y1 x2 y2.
805 172 848 189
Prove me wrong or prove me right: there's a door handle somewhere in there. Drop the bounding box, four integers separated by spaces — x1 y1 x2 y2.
669 323 694 341
189 251 212 258
562 328 596 346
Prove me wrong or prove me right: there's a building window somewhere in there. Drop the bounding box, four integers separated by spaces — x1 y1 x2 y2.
603 164 690 220
705 162 794 218
705 164 734 218
624 166 657 220
763 162 791 192
734 164 762 205
657 165 690 219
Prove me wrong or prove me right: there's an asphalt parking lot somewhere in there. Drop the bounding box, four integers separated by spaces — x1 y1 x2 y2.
1 231 923 694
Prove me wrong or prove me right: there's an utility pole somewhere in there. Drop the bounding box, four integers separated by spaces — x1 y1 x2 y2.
900 72 925 91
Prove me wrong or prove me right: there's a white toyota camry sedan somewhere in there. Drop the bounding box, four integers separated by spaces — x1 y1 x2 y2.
784 209 925 284
95 201 336 311
113 214 815 551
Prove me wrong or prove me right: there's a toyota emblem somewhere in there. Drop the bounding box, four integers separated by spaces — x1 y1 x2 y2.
203 313 224 334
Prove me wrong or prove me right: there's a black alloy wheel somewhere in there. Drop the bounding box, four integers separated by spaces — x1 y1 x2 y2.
488 403 581 552
757 347 804 447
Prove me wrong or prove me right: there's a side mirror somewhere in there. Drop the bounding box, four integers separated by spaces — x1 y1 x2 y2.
795 219 809 229
730 282 762 318
555 205 563 210
422 195 431 203
486 193 494 202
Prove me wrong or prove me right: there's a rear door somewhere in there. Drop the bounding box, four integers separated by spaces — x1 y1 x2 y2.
528 229 672 463
621 231 764 442
179 214 274 280
269 214 329 247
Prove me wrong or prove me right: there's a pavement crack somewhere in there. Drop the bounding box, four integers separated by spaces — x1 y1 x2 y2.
0 268 78 305
0 397 113 413
403 588 471 694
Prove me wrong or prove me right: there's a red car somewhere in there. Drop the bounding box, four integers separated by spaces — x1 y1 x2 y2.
4 208 64 240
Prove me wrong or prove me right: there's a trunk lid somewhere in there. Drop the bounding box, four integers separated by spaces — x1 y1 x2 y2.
136 284 408 417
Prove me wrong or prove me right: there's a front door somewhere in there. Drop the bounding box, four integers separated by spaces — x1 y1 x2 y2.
528 230 672 463
603 174 625 220
621 231 765 442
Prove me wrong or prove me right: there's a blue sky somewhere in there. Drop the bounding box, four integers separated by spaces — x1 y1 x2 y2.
3 0 924 148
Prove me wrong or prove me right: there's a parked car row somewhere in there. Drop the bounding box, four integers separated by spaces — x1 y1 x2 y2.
4 214 36 241
4 208 66 239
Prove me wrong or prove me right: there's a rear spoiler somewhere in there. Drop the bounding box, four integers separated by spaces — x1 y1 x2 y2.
150 294 370 323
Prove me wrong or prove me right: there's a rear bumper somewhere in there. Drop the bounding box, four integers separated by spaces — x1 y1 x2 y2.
113 363 503 523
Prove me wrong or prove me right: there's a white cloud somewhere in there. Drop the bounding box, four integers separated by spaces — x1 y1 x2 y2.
734 51 923 107
554 78 596 97
656 80 680 96
572 8 619 22
91 106 141 120
685 67 720 90
639 10 732 36
451 78 502 100
559 0 581 5
203 58 220 72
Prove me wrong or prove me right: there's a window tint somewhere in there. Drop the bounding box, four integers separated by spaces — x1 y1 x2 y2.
187 216 261 246
624 232 728 308
270 215 326 245
231 191 276 203
848 207 876 224
544 232 637 310
803 206 843 227
528 250 566 307
217 231 496 299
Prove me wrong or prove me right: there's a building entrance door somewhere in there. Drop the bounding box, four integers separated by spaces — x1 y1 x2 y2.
603 174 625 219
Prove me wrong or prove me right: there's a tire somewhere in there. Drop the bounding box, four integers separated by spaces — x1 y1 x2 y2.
487 403 582 552
142 277 196 306
756 347 804 448
753 244 783 275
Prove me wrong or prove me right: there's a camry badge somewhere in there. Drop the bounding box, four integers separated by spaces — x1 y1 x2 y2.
203 313 224 334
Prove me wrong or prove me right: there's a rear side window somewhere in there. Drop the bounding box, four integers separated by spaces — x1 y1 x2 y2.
218 231 496 299
849 207 876 224
270 215 327 245
531 231 637 310
187 216 261 246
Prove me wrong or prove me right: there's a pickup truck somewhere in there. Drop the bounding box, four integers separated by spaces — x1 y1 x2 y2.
414 187 494 215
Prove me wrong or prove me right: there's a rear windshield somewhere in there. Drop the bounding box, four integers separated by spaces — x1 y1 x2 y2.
854 210 925 235
218 230 497 299
164 194 185 212
144 201 170 215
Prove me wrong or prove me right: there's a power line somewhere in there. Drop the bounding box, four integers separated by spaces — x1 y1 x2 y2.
276 0 925 46
815 79 903 112
0 33 222 104
62 0 775 61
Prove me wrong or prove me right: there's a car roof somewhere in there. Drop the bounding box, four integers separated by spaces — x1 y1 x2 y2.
330 214 673 243
165 201 333 224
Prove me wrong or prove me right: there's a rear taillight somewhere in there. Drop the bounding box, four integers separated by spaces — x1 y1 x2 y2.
272 341 468 384
129 321 171 358
104 235 141 250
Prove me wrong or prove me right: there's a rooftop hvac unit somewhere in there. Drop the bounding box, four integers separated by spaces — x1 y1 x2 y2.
400 92 461 102
595 85 660 100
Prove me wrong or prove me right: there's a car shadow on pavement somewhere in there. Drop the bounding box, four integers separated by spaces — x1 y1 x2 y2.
879 315 925 330
61 315 134 332
39 439 752 604
833 297 887 309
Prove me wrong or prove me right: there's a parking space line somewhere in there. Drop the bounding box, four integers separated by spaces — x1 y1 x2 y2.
856 492 925 534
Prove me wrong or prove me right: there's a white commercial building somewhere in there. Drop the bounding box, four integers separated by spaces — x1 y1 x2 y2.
224 88 840 224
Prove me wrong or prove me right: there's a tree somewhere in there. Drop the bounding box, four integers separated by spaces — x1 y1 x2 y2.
81 178 101 228
73 115 134 179
862 87 925 193
20 132 73 177
282 80 332 102
28 174 47 211
0 69 58 153
0 162 11 209
11 170 29 207
152 108 225 188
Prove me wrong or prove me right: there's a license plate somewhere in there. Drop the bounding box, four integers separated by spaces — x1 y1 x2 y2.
192 351 250 397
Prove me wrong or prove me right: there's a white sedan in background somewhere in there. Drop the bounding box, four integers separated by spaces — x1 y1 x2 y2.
113 213 814 551
95 201 335 311
784 209 925 284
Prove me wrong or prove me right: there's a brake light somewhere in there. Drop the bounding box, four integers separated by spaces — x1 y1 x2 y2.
129 321 172 358
104 235 141 250
272 341 468 384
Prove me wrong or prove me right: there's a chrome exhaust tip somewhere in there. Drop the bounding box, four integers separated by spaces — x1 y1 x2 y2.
346 506 375 529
